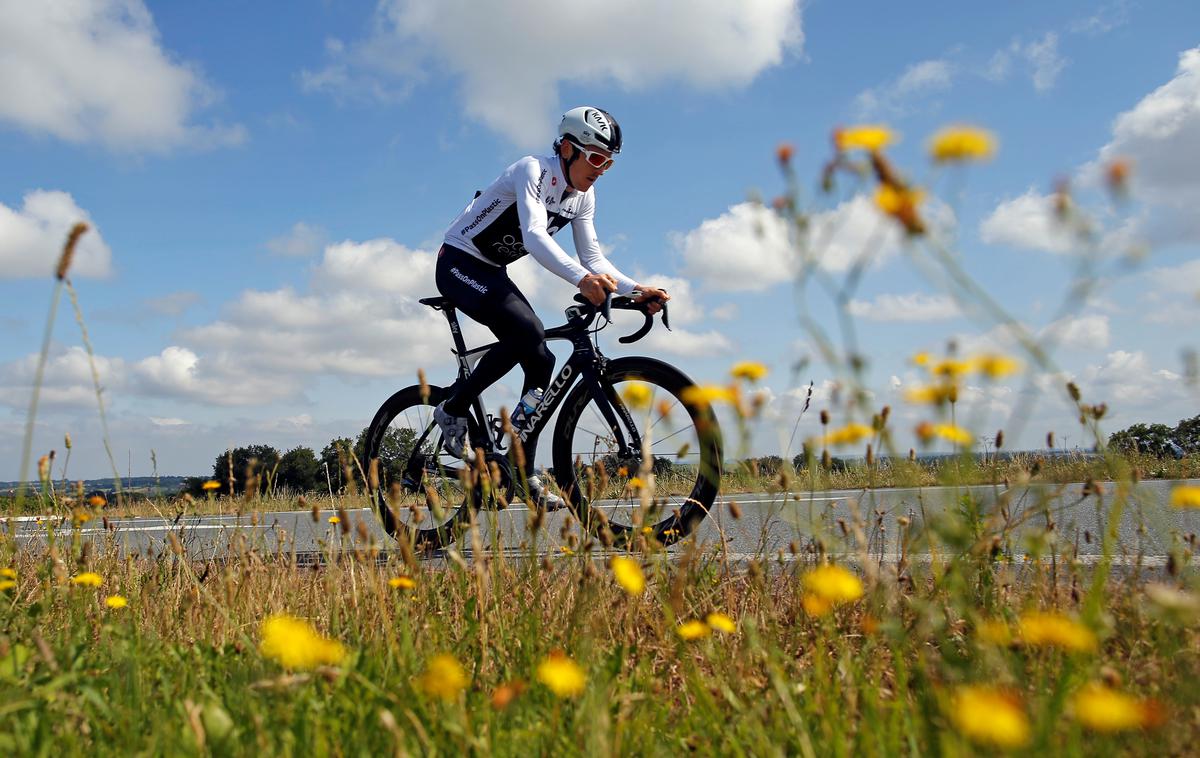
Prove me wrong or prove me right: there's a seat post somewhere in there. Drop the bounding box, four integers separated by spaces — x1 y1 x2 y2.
442 305 470 356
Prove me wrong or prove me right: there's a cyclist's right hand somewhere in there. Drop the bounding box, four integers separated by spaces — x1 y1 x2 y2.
579 273 618 305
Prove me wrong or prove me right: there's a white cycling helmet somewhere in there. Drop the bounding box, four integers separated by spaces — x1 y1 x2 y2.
559 106 622 154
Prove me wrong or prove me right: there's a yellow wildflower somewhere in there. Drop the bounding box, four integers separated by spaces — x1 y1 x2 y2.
916 422 972 446
388 576 417 590
201 480 221 492
620 382 653 409
1072 683 1162 733
259 614 348 670
801 564 864 612
676 619 711 640
730 361 768 382
972 353 1020 379
976 619 1012 646
706 612 737 634
629 477 645 490
929 125 997 163
536 651 586 698
87 495 106 507
874 184 925 235
104 595 128 609
70 572 103 588
912 351 931 366
610 556 645 596
820 422 874 447
802 594 832 616
328 515 340 524
1018 611 1097 653
0 568 15 579
681 384 736 408
904 384 956 405
930 358 972 379
1169 485 1200 509
950 686 1030 749
0 580 15 592
834 124 896 152
417 653 469 701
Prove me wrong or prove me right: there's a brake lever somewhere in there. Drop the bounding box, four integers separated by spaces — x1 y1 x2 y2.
601 291 613 324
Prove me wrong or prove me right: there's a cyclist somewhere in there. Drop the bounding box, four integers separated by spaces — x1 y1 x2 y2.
433 106 669 507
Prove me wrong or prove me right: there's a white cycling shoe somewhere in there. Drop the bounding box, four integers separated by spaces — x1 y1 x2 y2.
526 475 566 512
433 402 472 460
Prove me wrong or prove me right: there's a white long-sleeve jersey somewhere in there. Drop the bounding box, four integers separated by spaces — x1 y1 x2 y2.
443 154 638 294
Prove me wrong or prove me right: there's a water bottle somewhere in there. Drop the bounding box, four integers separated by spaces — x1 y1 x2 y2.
511 388 543 430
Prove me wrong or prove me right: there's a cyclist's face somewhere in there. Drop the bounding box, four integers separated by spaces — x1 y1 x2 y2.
562 141 612 192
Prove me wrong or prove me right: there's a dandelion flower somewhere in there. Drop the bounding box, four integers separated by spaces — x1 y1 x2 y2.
929 126 996 163
681 385 736 409
417 653 469 701
536 651 587 698
801 564 864 610
730 361 768 382
904 384 956 405
201 480 221 492
874 184 925 234
820 422 874 447
834 125 896 152
912 351 931 366
950 686 1030 748
388 576 417 590
619 382 653 410
1018 611 1097 653
916 422 972 446
1073 683 1162 733
930 358 972 379
259 614 348 670
972 353 1020 379
610 556 645 596
70 572 103 588
676 619 711 640
1169 485 1200 509
706 612 737 634
0 568 15 579
0 580 15 592
328 515 340 524
87 495 106 507
976 619 1012 646
629 477 645 490
802 594 833 616
104 595 128 609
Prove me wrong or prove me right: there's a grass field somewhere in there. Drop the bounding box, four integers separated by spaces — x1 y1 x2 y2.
1 486 1197 755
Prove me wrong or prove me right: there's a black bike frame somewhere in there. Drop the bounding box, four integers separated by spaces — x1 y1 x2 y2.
439 302 643 462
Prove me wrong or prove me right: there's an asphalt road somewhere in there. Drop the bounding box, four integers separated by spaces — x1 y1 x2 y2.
7 479 1199 566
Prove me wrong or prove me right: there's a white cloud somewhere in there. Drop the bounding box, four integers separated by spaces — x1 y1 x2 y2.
303 0 803 147
980 189 1076 254
266 222 328 258
1038 314 1110 351
711 303 739 321
1069 1 1131 36
847 293 962 322
0 1 244 152
855 58 954 117
149 416 189 426
677 195 936 292
1091 47 1200 245
1144 258 1200 297
0 346 127 410
0 191 113 279
1078 350 1184 408
985 33 1068 92
675 202 796 292
312 238 439 297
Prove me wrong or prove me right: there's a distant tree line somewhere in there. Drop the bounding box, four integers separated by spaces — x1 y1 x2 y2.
1108 413 1200 459
181 425 417 497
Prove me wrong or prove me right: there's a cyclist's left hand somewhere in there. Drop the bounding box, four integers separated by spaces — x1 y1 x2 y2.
633 286 670 315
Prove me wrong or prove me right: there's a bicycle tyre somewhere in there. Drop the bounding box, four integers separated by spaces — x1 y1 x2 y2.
552 356 723 548
364 383 480 551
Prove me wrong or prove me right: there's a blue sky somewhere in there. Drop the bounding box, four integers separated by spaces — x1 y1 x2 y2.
2 0 1199 480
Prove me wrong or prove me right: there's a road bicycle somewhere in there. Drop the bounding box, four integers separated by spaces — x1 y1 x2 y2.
363 291 723 550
